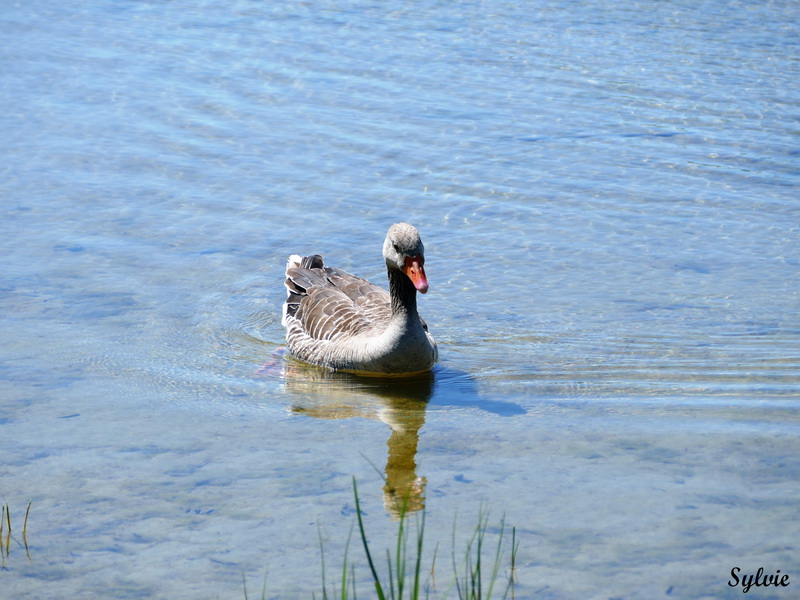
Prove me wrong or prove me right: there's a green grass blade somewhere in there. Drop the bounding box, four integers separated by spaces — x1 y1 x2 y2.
353 477 387 600
386 548 396 600
340 523 354 600
260 566 268 600
412 510 425 599
485 515 505 599
394 503 404 600
318 523 330 600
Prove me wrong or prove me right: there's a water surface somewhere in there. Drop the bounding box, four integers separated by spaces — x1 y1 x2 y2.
2 1 799 598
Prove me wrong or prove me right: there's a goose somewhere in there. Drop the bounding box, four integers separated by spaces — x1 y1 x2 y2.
281 223 437 376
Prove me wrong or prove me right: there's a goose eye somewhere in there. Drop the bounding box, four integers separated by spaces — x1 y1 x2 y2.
392 243 400 252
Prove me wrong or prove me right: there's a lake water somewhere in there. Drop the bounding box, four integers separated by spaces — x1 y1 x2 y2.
2 1 799 598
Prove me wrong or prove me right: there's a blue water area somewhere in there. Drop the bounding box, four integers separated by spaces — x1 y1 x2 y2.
1 1 798 598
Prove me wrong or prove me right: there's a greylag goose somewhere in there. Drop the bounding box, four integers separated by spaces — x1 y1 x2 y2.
281 223 437 376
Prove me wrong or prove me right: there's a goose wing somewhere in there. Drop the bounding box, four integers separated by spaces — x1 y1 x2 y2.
283 255 391 343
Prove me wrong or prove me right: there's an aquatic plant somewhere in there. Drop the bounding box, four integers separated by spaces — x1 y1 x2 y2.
242 566 268 600
243 479 519 599
315 477 519 600
0 500 32 567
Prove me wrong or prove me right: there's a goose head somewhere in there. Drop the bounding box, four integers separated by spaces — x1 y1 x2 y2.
383 222 428 294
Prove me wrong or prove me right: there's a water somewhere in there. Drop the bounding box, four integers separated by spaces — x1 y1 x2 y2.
2 1 799 598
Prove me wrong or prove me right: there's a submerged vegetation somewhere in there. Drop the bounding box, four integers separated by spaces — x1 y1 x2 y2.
0 501 32 567
244 478 519 599
319 478 519 599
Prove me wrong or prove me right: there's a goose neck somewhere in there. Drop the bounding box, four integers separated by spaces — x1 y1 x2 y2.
388 267 418 317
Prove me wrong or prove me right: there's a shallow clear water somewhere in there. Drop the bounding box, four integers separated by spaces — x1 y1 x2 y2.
2 1 799 598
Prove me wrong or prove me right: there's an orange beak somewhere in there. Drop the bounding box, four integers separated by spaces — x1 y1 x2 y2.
403 255 428 293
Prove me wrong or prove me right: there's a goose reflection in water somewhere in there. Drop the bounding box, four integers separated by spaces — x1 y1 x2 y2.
262 350 527 516
279 359 433 517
